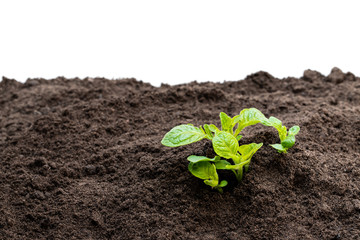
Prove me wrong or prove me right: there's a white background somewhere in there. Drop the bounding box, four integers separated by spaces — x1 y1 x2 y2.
0 0 359 86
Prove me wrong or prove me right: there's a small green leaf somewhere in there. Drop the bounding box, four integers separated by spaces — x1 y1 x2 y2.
270 143 287 153
218 180 228 187
203 124 213 139
212 131 239 159
161 124 207 147
281 135 295 149
208 124 220 133
265 117 287 141
263 116 282 128
204 179 218 188
187 155 217 163
236 135 243 141
233 108 268 135
219 112 233 133
238 143 263 161
279 126 287 141
215 160 232 169
209 164 218 182
232 114 240 123
188 162 218 182
288 126 300 136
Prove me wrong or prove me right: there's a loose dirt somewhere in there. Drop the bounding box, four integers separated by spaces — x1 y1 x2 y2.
1 68 359 239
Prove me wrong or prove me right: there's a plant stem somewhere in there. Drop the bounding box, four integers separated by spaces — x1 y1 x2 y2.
244 164 249 172
236 168 243 182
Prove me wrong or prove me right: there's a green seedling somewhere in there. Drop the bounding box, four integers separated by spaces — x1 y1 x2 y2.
263 117 300 153
212 130 263 182
187 160 228 193
161 108 300 192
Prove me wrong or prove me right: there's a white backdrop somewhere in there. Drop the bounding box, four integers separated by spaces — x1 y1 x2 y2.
0 0 359 86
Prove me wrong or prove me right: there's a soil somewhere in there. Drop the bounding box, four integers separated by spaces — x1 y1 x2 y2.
0 67 359 240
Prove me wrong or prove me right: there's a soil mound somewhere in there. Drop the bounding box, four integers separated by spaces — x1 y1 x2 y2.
1 68 359 239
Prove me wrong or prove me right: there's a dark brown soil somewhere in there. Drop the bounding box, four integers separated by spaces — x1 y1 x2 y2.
1 67 359 239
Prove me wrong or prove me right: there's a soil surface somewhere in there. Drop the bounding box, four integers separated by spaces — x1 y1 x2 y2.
1 68 359 239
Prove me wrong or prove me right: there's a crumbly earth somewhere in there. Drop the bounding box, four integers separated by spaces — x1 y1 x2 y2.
0 68 359 239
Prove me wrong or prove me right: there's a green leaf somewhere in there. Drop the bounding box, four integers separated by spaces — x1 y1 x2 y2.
262 116 281 128
232 114 240 123
236 135 243 141
187 155 217 163
233 108 268 135
161 124 207 147
215 160 232 169
281 135 295 149
189 162 219 189
270 143 287 153
188 162 218 181
288 125 300 136
219 112 233 133
203 124 213 139
265 117 287 141
225 160 250 170
208 124 220 133
204 179 218 188
212 131 239 160
238 143 263 161
218 180 228 187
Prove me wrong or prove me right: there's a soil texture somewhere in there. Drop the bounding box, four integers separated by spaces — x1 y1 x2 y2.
0 67 359 239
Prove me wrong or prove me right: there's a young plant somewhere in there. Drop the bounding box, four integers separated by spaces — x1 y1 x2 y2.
211 131 263 182
263 117 300 153
161 108 300 192
187 158 228 193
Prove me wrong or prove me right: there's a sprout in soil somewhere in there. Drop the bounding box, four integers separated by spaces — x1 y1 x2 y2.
161 108 300 193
